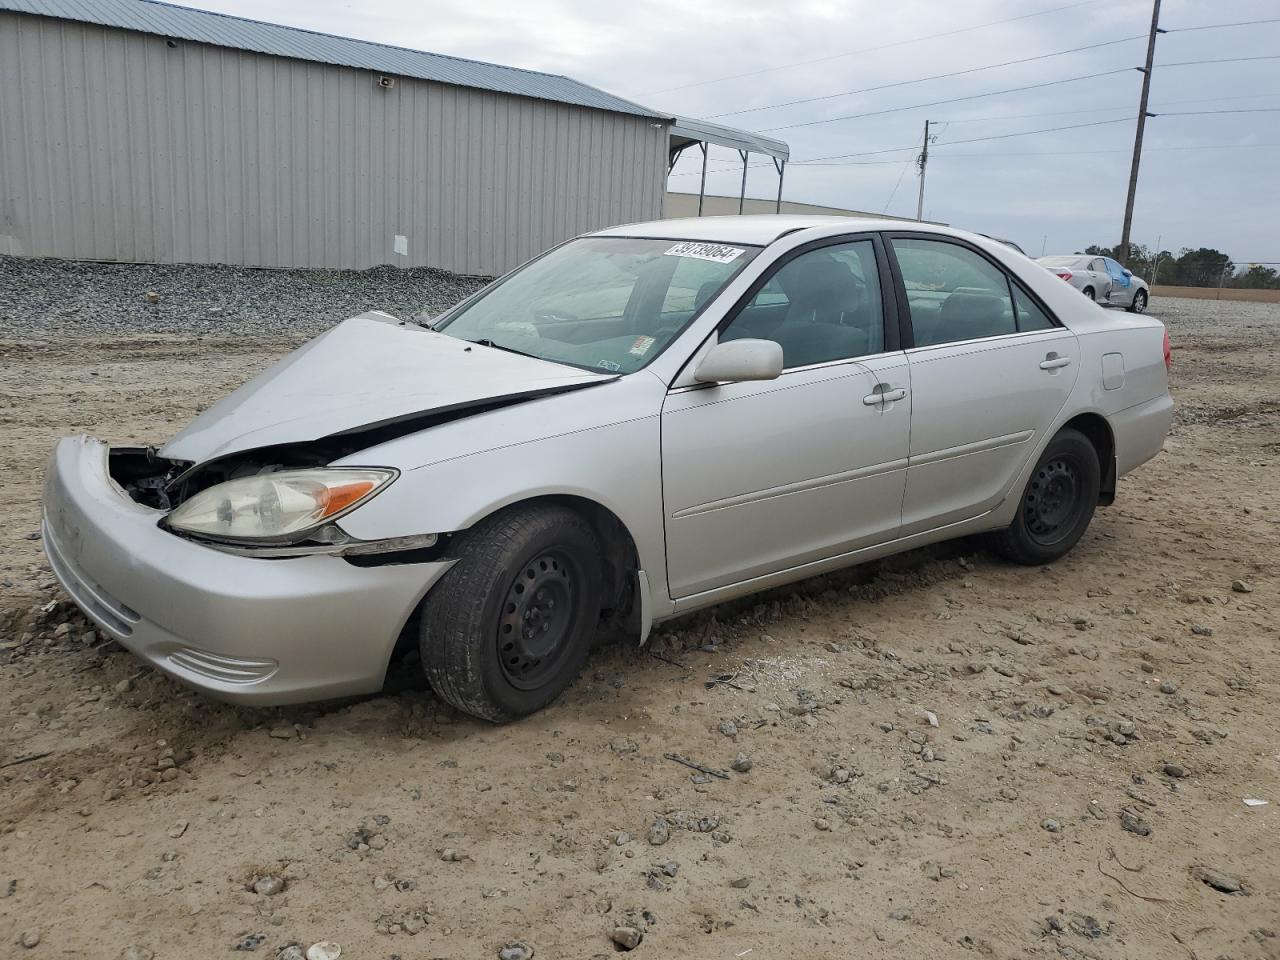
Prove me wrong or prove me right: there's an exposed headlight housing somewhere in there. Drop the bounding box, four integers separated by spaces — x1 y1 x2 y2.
165 467 397 543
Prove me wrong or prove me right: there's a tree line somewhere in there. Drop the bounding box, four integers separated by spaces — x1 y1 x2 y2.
1081 244 1279 290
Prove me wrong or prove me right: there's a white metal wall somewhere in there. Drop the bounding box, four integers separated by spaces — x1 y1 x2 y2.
0 11 668 273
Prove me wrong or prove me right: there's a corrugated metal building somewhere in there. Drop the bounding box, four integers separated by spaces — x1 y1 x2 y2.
0 0 751 274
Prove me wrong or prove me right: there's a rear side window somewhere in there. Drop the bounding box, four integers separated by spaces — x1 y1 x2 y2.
1012 285 1055 332
891 238 1015 347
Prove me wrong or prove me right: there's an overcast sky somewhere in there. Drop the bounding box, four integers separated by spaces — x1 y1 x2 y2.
186 0 1278 262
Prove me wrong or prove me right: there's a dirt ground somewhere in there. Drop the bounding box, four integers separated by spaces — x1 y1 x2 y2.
1 297 1277 959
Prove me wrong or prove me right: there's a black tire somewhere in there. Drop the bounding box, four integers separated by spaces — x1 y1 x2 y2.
1126 289 1147 313
992 428 1100 566
420 505 602 722
1081 286 1095 301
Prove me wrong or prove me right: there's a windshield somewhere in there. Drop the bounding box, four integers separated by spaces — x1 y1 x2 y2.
436 237 759 373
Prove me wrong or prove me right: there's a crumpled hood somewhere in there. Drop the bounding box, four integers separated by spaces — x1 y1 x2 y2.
159 312 612 463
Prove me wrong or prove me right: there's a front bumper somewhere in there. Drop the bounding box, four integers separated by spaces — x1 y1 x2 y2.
42 436 452 705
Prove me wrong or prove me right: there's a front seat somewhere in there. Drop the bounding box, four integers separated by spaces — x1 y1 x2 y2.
770 256 869 366
936 290 1007 342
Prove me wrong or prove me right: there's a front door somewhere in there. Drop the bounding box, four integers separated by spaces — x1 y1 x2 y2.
887 235 1079 534
661 237 910 600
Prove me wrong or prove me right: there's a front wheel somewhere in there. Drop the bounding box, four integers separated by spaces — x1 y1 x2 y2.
992 428 1100 566
1126 290 1147 313
420 505 602 722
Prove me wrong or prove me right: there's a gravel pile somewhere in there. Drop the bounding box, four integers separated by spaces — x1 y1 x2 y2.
0 256 490 338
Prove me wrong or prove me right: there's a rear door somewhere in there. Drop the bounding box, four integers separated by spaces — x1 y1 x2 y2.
1103 257 1131 304
661 235 910 599
886 234 1079 534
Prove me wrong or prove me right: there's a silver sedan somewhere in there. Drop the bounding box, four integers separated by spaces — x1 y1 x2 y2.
43 217 1174 721
1037 254 1150 312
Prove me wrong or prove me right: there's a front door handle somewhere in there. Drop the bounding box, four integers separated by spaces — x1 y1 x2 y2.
863 385 908 405
1039 354 1072 370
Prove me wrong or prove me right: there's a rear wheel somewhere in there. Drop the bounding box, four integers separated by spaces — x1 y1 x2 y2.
420 505 601 722
992 428 1100 566
1127 289 1147 313
1081 286 1095 301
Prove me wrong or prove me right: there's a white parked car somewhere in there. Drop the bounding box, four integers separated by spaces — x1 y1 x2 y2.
1037 254 1150 312
43 216 1174 721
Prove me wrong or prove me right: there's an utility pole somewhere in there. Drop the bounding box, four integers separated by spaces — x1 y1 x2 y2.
915 119 930 222
1119 0 1164 266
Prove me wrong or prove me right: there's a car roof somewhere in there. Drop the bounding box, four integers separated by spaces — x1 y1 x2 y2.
591 215 962 246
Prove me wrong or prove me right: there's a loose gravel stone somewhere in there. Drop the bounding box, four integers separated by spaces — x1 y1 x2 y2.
1159 679 1178 694
730 752 753 773
305 943 342 960
0 256 488 338
647 818 670 846
610 926 643 950
1042 819 1062 833
1194 866 1243 894
20 931 40 949
253 876 286 896
276 948 306 960
1163 763 1188 778
1231 579 1253 593
499 942 533 960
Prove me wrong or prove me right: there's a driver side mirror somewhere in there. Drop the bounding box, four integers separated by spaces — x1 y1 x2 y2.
694 338 784 384
1122 269 1132 277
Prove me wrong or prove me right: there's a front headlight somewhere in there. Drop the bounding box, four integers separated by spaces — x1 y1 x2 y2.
165 468 396 543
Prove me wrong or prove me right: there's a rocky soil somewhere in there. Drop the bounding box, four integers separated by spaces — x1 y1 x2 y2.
0 275 1276 959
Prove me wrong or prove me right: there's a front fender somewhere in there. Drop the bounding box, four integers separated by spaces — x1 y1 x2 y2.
333 406 673 619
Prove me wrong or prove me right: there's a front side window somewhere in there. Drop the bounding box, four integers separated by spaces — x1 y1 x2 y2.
437 237 758 373
720 240 886 369
892 238 1015 347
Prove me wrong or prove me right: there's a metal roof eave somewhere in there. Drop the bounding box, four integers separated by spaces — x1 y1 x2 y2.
669 116 790 161
0 0 669 121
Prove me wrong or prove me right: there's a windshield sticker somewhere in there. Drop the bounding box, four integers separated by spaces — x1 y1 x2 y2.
665 241 745 264
597 359 622 372
628 335 656 357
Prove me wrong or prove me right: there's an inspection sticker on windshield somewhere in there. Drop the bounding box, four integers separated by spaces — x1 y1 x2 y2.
628 335 656 357
665 241 744 264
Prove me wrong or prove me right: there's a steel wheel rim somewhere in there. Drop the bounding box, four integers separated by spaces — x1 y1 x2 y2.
497 549 577 690
1023 456 1084 545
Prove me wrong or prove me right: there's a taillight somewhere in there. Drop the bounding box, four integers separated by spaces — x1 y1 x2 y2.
1055 270 1073 281
1163 330 1171 370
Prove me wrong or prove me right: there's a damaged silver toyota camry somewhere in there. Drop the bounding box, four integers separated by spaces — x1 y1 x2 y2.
43 216 1173 721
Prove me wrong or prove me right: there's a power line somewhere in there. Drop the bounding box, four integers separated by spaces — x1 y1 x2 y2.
755 55 1280 134
707 35 1146 120
798 117 1137 164
936 92 1280 124
1158 54 1280 68
638 0 1103 95
1153 108 1280 116
755 67 1135 133
793 143 1280 166
1165 17 1280 32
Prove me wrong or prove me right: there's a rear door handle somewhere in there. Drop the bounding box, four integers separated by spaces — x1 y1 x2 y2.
1039 355 1072 370
863 385 908 405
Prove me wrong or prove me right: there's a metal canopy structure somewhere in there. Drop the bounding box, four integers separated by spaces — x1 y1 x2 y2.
668 116 791 217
